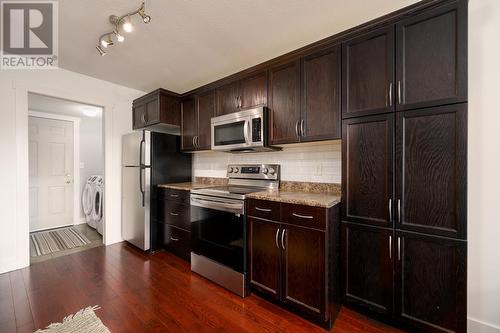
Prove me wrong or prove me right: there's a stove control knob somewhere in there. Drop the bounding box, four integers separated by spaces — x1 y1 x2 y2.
262 167 269 174
233 167 239 173
268 167 276 175
228 167 234 173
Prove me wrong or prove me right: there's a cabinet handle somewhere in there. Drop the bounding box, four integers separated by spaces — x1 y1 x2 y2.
292 213 314 220
389 199 392 222
397 199 401 223
281 229 286 250
170 212 179 216
197 136 200 148
170 236 179 241
170 194 179 198
295 120 300 138
398 237 401 261
192 137 196 148
194 136 198 149
389 235 392 259
389 82 393 106
141 113 147 124
300 119 305 137
397 81 402 104
255 207 272 212
275 228 280 249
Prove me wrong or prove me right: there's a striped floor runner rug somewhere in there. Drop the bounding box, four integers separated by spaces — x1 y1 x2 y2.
30 227 91 257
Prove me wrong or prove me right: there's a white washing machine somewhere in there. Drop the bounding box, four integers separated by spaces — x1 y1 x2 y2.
82 175 103 234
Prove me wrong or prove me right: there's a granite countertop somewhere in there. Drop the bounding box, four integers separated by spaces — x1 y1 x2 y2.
157 177 228 191
246 190 341 208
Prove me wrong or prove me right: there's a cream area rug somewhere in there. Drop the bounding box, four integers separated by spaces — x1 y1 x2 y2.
34 306 111 333
30 227 91 257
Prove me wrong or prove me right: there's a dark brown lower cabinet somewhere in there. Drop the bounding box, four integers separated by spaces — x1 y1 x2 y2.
341 222 466 333
157 223 191 262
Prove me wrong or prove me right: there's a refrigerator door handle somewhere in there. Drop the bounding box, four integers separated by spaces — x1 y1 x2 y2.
139 168 145 207
139 135 145 166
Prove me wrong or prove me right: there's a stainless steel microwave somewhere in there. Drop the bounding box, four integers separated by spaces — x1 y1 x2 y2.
211 107 277 152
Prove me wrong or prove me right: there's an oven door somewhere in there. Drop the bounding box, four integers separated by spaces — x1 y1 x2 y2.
190 195 245 273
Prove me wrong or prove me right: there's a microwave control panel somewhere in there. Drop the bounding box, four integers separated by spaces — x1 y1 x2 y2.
251 118 262 142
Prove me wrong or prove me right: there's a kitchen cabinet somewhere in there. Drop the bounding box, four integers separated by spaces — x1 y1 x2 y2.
301 45 341 142
395 104 467 239
268 60 301 144
341 223 393 315
133 89 181 131
341 114 394 228
247 199 340 327
157 187 191 261
269 46 341 145
180 98 196 151
395 231 466 333
342 26 395 118
216 71 267 116
395 1 467 111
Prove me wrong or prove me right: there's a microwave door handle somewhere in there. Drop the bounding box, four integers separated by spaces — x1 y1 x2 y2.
243 120 250 145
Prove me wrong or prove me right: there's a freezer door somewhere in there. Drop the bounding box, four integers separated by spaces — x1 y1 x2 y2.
122 131 151 167
122 166 151 250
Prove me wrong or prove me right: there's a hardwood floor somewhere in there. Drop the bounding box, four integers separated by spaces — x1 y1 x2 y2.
0 242 405 333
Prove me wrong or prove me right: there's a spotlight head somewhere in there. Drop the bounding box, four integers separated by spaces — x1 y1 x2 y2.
100 35 114 48
139 10 151 23
114 30 125 42
122 15 133 33
96 45 106 56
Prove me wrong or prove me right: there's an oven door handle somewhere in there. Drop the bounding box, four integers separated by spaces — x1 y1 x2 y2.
243 120 250 145
191 196 243 214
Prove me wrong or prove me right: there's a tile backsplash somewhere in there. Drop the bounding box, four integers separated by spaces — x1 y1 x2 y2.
193 140 341 183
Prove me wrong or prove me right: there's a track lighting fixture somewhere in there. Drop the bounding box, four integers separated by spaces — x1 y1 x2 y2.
96 1 151 56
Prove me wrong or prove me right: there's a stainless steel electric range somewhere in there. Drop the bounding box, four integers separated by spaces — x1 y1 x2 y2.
190 164 280 297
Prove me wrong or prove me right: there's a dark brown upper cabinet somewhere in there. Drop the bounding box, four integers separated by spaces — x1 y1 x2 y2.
395 104 467 239
395 1 467 111
342 114 394 228
216 71 267 116
342 223 394 316
181 90 216 151
301 45 342 142
269 60 301 144
342 26 395 118
395 231 466 333
133 89 181 131
180 98 196 151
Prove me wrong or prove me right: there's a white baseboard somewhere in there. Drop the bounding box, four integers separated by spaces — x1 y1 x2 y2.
75 218 87 225
468 318 500 333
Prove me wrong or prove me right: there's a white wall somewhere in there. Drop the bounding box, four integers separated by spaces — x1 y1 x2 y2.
468 0 500 332
193 141 341 183
0 68 144 274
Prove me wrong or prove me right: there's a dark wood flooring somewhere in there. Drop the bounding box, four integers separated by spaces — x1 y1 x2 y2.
0 242 404 333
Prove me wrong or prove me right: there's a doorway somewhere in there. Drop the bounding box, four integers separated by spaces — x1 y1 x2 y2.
28 93 104 263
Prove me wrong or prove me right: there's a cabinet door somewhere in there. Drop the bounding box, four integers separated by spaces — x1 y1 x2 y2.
341 223 393 315
132 103 146 130
342 114 394 228
342 26 395 118
282 225 326 320
240 71 267 109
216 82 239 115
145 98 160 125
395 1 467 111
196 90 215 150
269 60 301 144
395 104 467 239
395 231 466 333
301 45 341 141
248 217 281 301
160 94 180 126
181 99 196 151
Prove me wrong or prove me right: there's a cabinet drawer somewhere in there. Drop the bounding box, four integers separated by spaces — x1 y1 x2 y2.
247 199 280 221
160 201 190 231
159 188 190 205
282 203 326 230
158 224 191 262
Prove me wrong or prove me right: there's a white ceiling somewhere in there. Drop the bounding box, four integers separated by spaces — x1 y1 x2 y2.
59 0 420 94
28 93 103 119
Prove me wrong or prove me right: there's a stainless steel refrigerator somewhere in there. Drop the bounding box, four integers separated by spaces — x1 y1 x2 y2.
122 130 191 250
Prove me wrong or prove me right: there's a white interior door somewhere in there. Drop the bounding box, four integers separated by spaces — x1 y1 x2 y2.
29 116 74 232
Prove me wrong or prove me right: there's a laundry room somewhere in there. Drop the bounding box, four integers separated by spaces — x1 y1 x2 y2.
27 93 104 263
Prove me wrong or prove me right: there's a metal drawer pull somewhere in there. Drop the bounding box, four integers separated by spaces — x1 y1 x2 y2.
292 213 314 219
170 236 179 241
275 229 280 249
295 120 300 137
170 212 179 216
389 199 392 222
389 235 392 259
397 81 402 104
398 237 401 261
389 82 393 106
281 229 286 250
170 194 179 198
255 207 272 212
397 199 401 222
